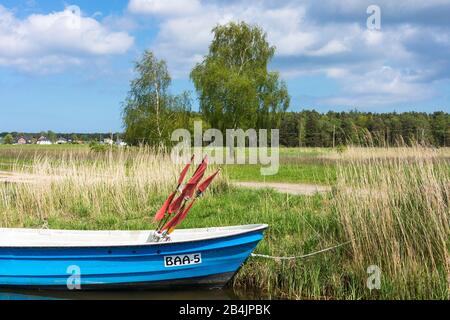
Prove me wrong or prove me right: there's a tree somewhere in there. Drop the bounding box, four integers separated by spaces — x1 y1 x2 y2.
47 130 57 143
303 110 321 147
123 51 191 146
279 112 299 147
431 112 450 147
191 22 290 132
3 134 14 144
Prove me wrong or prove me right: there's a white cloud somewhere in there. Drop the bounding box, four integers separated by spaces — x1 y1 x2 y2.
129 0 450 107
128 0 201 16
321 66 433 107
311 40 349 56
141 2 376 74
148 2 339 76
0 5 134 73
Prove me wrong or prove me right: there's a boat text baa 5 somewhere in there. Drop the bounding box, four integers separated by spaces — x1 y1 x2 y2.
179 303 271 318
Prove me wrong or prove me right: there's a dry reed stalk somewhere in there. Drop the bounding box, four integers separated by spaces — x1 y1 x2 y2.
333 146 449 295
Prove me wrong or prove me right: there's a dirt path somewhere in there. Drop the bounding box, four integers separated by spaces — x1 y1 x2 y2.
0 170 117 185
233 181 331 195
1 170 331 196
0 170 52 184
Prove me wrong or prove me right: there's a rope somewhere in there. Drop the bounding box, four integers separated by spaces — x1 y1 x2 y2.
251 241 351 260
40 220 49 230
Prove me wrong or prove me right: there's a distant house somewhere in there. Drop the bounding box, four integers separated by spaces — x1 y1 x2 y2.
103 138 114 145
15 136 27 145
37 136 52 145
115 139 127 147
56 137 67 144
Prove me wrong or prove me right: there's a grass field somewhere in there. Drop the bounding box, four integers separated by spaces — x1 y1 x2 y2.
0 144 448 299
0 145 336 184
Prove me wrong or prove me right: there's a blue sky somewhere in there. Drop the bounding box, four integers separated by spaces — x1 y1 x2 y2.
0 0 449 133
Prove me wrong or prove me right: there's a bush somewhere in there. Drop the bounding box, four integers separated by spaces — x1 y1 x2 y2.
89 142 109 153
336 144 347 154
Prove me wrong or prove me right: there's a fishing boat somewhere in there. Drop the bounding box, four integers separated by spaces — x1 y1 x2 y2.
0 155 267 290
0 224 267 290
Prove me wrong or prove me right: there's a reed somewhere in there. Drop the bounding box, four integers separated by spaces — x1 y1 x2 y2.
0 147 227 228
332 145 449 299
233 146 449 299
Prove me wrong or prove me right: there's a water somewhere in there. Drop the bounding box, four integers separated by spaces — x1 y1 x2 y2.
0 288 250 300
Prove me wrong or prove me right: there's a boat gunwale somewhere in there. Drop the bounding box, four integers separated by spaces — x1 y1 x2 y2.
0 224 268 249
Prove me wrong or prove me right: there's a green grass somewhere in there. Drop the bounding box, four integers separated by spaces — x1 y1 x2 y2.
0 144 87 150
0 145 337 184
224 163 335 184
203 146 337 184
0 144 89 170
0 144 88 160
0 145 448 299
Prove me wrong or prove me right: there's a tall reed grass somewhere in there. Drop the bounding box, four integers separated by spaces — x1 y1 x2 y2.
332 146 449 299
234 146 449 299
0 148 227 229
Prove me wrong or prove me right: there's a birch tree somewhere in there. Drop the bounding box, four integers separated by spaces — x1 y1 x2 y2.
191 22 290 132
123 51 190 146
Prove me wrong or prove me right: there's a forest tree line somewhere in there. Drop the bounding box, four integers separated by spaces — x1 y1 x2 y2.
280 110 450 147
2 110 449 147
158 109 450 147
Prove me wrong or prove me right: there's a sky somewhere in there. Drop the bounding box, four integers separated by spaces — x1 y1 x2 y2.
0 0 449 133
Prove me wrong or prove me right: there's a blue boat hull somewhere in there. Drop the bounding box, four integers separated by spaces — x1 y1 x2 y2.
0 226 266 290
